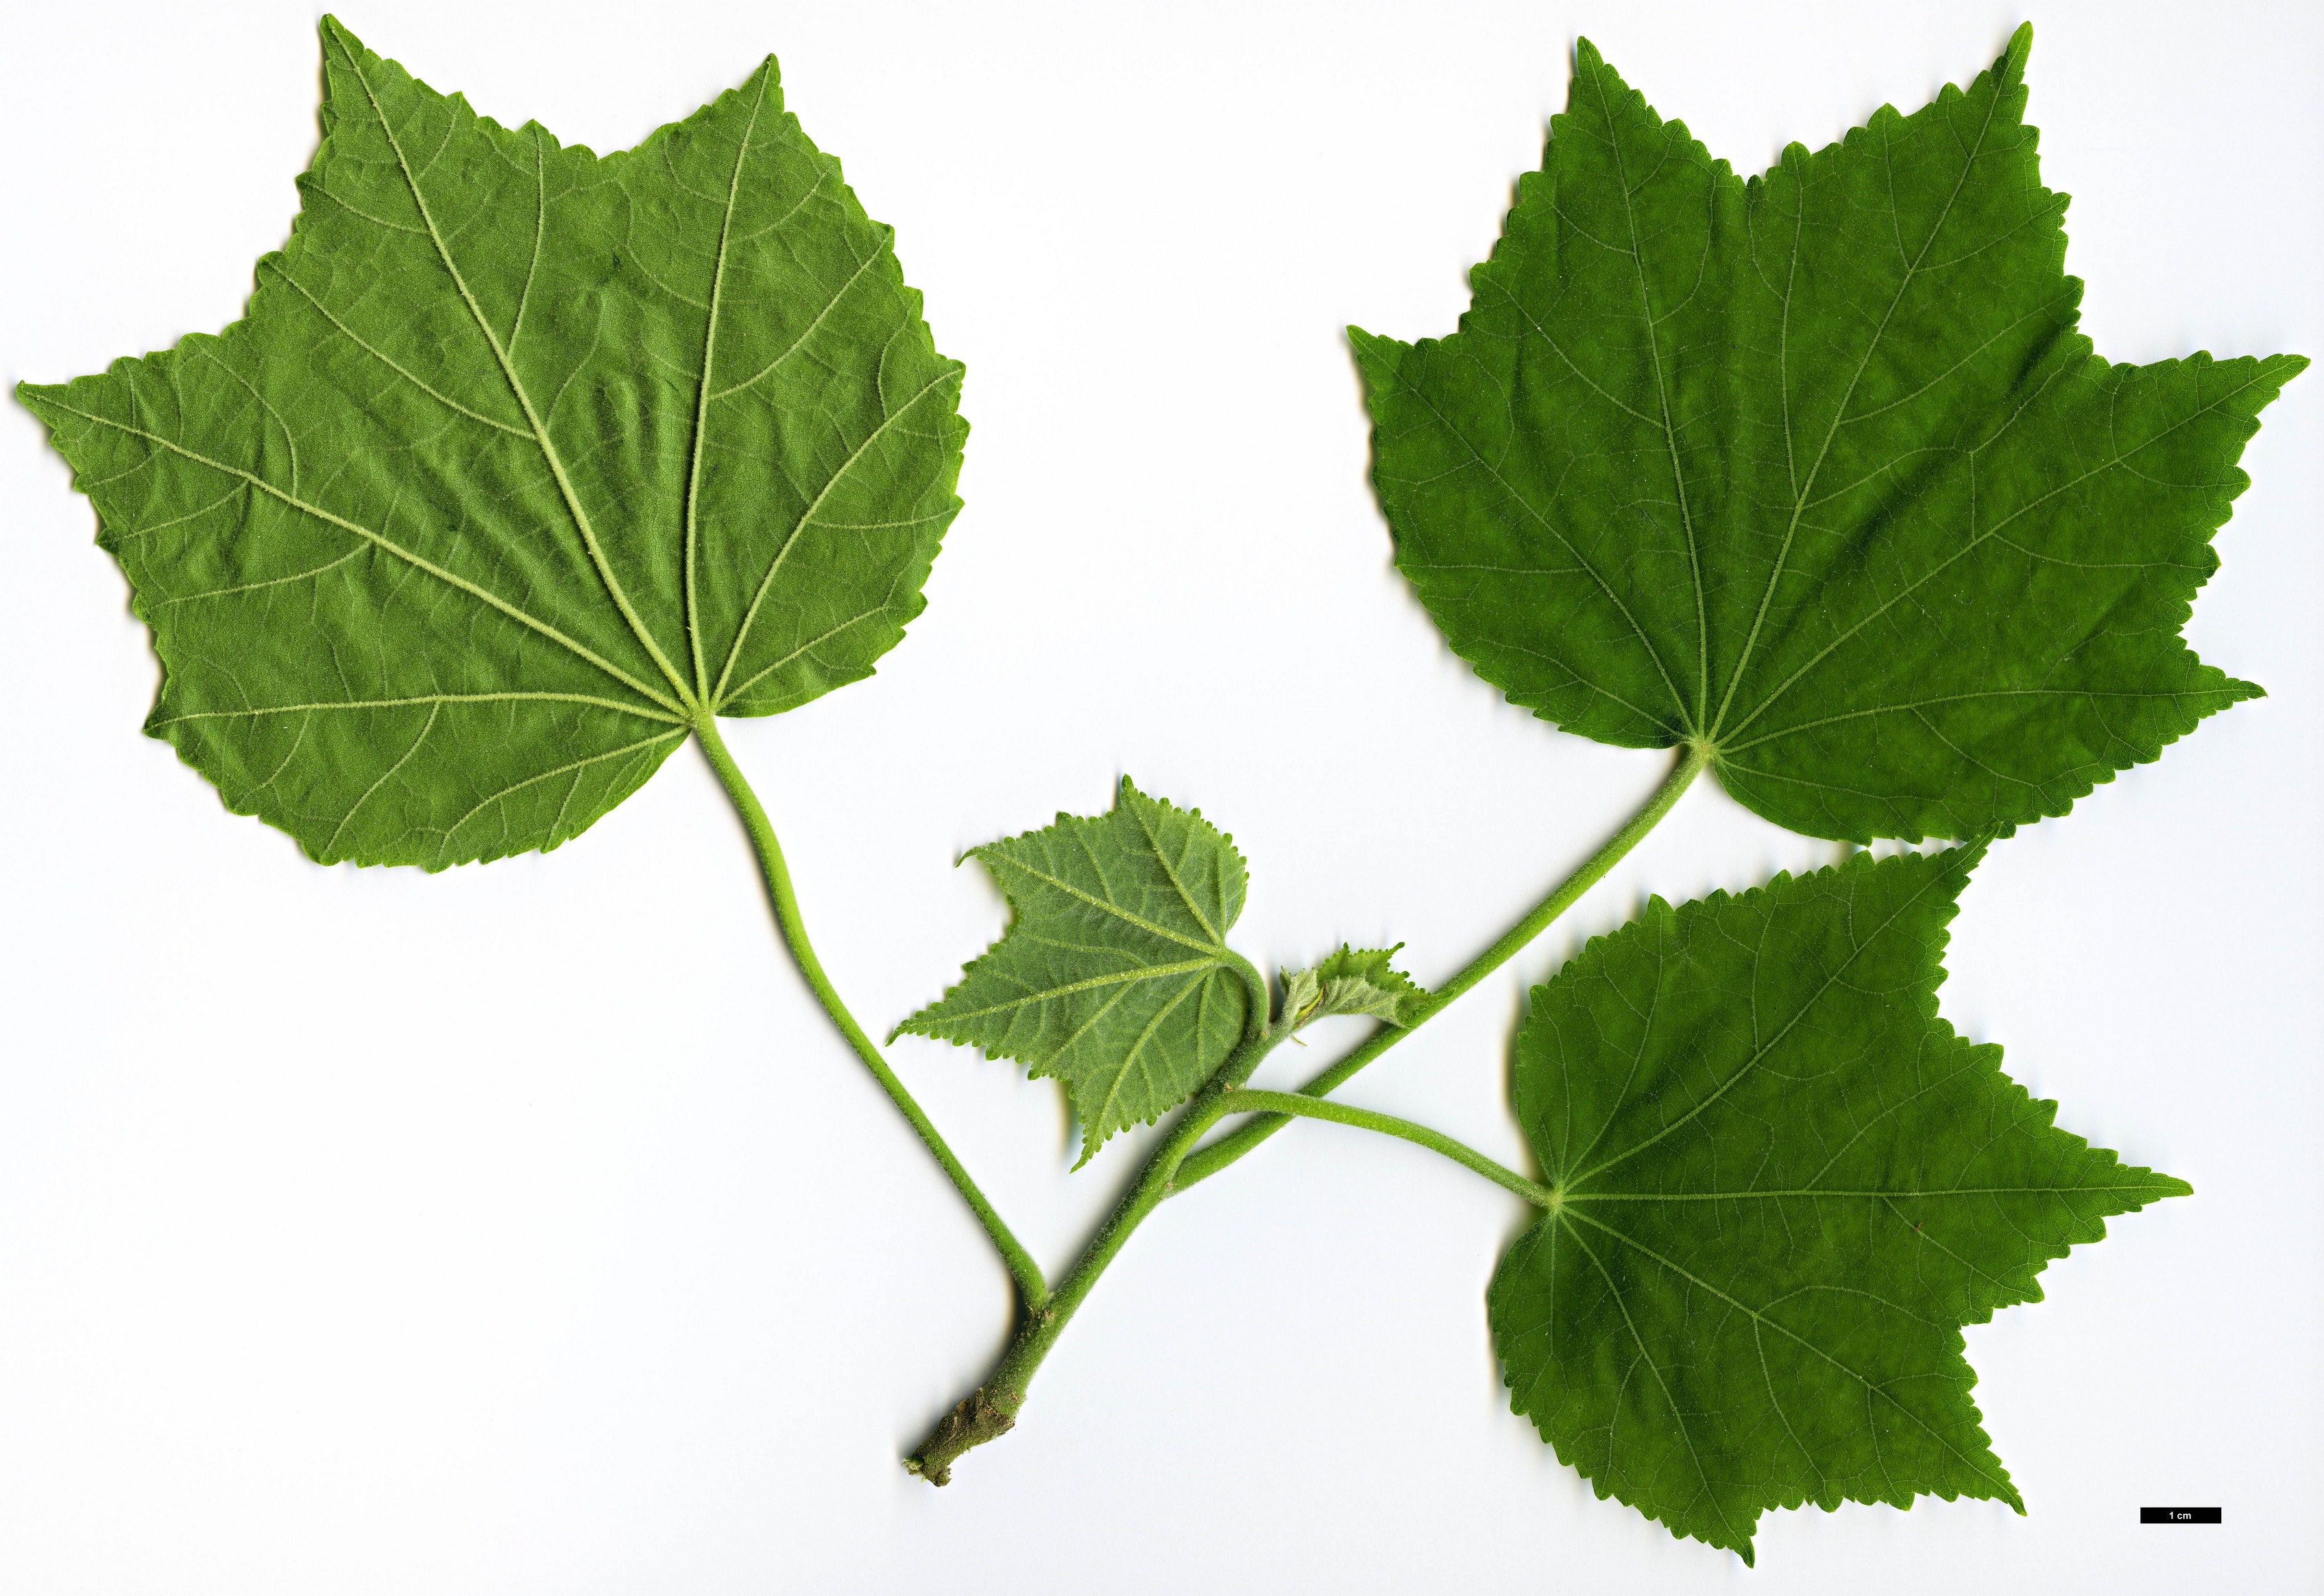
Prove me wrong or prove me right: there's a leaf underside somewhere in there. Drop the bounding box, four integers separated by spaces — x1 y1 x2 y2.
1490 847 2187 1561
1356 25 2303 843
896 779 1255 1161
1282 943 1423 1028
19 16 965 867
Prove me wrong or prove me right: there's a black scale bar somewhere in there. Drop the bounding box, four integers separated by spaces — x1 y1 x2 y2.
2140 1507 2222 1524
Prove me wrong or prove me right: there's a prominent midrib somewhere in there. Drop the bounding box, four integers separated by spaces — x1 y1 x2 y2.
1569 1183 2177 1202
43 402 681 715
1720 686 2234 756
980 854 1225 958
683 63 771 703
917 958 1223 1024
1128 802 1228 943
1592 61 1710 732
154 690 683 727
335 28 699 714
1704 73 2003 746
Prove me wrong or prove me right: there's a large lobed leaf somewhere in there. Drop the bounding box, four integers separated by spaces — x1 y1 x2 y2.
19 16 964 867
1356 25 2302 843
897 779 1259 1161
1490 847 2187 1560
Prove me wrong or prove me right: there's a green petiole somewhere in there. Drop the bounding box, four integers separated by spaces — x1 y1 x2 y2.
1221 1090 1555 1208
905 740 1707 1482
695 714 1050 1314
1175 739 1708 1191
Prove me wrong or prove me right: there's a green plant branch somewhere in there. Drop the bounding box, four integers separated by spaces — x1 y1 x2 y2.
694 715 1050 1312
1174 740 1709 1191
902 742 1708 1484
905 1011 1288 1485
1223 1090 1553 1207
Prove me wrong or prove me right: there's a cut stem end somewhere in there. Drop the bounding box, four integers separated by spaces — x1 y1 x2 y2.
905 1388 1019 1486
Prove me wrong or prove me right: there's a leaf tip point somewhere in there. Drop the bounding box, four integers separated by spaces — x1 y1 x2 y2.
1998 21 2034 85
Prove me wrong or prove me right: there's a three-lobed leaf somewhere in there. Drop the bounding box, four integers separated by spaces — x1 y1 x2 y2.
21 21 2238 1554
1490 846 2187 1561
1356 26 2302 843
19 16 965 867
897 779 1260 1161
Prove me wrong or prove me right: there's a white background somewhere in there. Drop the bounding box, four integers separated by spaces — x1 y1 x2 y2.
2 1 2316 1590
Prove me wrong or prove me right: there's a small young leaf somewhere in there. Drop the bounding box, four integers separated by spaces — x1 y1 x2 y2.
1279 944 1422 1029
1355 26 2303 843
897 779 1257 1161
1489 847 2186 1562
17 18 965 867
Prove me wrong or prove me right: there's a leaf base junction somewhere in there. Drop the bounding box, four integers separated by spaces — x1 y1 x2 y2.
695 714 1049 1313
904 746 1707 1483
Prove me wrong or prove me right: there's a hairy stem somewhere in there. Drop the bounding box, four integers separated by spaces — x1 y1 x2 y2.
695 715 1049 1312
1224 1090 1553 1207
1174 741 1708 1191
902 742 1706 1483
906 1020 1284 1485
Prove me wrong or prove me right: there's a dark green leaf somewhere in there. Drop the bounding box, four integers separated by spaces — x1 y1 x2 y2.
1489 846 2187 1560
896 779 1257 1161
1355 25 2302 842
18 16 964 866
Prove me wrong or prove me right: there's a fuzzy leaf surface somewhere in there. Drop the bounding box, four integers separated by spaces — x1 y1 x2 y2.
897 779 1255 1160
1355 26 2301 842
1489 847 2187 1560
1281 944 1423 1028
19 16 964 866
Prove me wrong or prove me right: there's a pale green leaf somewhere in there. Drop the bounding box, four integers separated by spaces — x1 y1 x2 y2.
18 16 964 867
1490 846 2187 1560
1281 944 1423 1028
1355 25 2303 843
896 779 1258 1161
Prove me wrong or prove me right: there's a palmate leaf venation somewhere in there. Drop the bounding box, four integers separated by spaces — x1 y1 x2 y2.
1355 25 2303 843
19 16 965 867
1490 846 2188 1560
897 779 1259 1161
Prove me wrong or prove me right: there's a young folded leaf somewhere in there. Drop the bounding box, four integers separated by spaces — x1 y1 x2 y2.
896 779 1259 1161
1279 944 1423 1029
1490 847 2187 1562
17 16 965 867
1355 25 2303 843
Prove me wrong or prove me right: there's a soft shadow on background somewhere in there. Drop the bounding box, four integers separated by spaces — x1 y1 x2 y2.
0 2 2314 1591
